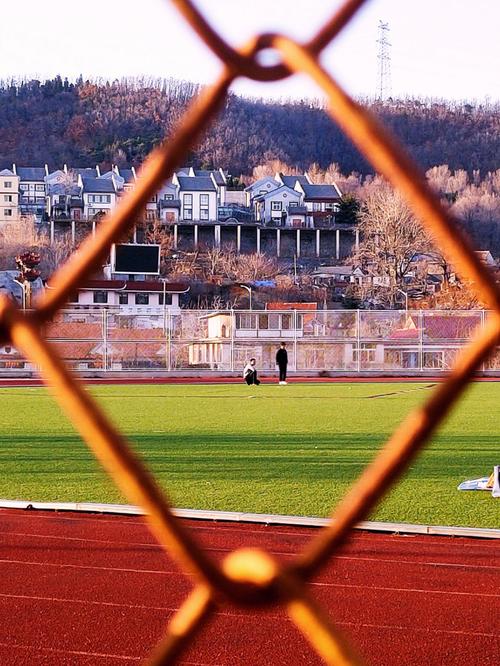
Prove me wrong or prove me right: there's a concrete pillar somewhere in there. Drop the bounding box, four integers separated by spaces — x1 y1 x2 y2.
50 219 54 244
215 224 221 248
256 227 261 254
276 228 281 257
316 229 321 257
296 229 301 258
336 228 340 260
173 224 178 249
355 228 360 250
71 219 76 245
236 225 241 253
194 224 199 248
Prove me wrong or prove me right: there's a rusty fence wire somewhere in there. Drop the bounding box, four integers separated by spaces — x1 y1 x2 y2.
1 1 499 664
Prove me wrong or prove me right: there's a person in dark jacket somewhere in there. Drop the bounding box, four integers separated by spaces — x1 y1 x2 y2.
276 342 288 384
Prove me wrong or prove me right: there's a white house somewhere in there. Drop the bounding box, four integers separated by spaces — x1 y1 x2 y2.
13 165 48 221
80 176 118 220
0 169 20 223
198 169 227 205
172 174 217 222
244 176 279 206
253 185 303 226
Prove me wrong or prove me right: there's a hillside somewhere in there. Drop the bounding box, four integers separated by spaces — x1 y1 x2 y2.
0 77 498 176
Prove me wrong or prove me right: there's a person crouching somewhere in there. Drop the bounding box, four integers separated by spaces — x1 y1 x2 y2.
243 358 260 385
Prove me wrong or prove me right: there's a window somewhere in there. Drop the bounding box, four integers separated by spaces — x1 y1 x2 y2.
4 181 12 188
258 314 269 330
271 201 282 211
158 293 172 306
19 184 28 191
4 209 12 217
237 313 257 329
164 194 174 201
118 293 128 305
93 291 108 304
35 184 45 192
281 314 292 330
4 195 12 202
183 194 193 220
313 202 321 211
183 193 193 220
104 195 111 203
289 201 297 207
268 314 280 330
135 293 149 305
200 193 209 220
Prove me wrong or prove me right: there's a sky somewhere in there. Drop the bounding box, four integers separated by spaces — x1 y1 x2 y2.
0 0 498 102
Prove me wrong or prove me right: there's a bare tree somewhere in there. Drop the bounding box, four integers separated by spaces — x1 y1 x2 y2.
350 185 434 307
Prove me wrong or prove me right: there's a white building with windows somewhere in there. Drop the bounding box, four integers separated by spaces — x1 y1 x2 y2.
173 174 217 221
244 176 279 206
0 169 20 223
80 176 118 219
253 185 303 226
13 165 48 221
67 279 189 312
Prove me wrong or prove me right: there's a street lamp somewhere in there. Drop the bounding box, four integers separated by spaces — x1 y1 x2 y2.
239 284 252 310
396 287 408 312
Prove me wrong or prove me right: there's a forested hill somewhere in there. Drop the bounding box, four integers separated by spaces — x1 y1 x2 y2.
0 77 498 176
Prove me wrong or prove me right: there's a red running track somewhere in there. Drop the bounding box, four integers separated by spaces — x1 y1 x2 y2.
0 508 498 665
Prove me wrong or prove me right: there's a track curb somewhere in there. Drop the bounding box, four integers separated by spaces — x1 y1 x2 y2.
1 499 498 540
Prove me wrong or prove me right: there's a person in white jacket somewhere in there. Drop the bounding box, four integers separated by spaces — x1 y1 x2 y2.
243 358 260 385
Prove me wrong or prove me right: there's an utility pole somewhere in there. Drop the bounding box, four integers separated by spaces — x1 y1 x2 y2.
377 20 392 101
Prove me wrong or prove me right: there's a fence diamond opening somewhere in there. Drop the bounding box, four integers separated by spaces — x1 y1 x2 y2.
1 0 499 664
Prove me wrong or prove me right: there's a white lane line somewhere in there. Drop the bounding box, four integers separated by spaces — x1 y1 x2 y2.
0 640 140 661
0 558 497 600
311 582 500 598
0 558 178 576
0 592 497 643
2 533 499 572
336 621 498 640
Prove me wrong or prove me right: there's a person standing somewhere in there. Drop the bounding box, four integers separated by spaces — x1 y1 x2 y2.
243 358 260 385
276 342 288 385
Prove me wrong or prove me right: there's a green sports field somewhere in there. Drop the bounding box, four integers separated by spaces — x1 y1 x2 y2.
0 382 498 528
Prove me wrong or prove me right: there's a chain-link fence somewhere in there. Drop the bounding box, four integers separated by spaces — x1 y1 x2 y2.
3 308 499 375
1 1 499 663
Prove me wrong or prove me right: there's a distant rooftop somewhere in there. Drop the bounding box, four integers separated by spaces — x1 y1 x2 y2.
16 166 46 181
81 177 116 193
177 176 216 192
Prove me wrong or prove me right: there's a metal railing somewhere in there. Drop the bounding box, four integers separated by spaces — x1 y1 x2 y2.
1 1 499 664
2 308 498 375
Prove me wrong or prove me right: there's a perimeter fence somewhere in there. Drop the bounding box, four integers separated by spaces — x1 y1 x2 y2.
1 1 499 664
3 308 500 375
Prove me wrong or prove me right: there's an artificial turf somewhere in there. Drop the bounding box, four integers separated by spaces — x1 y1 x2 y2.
0 382 498 528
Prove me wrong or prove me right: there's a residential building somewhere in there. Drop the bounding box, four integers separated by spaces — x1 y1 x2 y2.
80 176 118 220
244 176 280 206
293 181 342 227
0 169 20 223
14 165 48 221
253 185 303 226
172 174 218 222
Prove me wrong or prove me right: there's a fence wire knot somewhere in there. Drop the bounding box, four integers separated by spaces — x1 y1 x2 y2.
2 1 499 664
